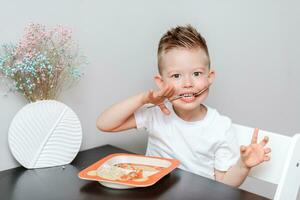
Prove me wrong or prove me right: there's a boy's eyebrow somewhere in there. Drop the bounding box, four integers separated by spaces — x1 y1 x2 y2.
166 66 206 75
167 70 179 75
192 66 206 71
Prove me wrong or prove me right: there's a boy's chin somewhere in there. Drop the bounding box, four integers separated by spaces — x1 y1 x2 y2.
172 101 202 111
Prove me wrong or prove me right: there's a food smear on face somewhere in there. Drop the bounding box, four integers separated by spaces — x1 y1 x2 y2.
88 163 165 182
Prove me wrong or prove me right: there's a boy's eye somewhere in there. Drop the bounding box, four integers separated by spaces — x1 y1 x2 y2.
193 72 203 77
171 74 181 79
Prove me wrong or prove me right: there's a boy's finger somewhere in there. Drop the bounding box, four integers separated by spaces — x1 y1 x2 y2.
251 128 259 144
240 145 247 153
159 104 170 115
155 88 166 98
162 108 171 115
148 89 154 97
158 86 169 97
165 87 175 98
163 86 172 97
151 90 158 98
264 155 270 161
264 147 271 154
259 136 269 147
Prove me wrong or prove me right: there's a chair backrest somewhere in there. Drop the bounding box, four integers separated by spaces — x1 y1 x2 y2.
233 124 300 200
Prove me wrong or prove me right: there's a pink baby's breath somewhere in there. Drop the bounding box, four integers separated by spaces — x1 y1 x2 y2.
0 23 87 102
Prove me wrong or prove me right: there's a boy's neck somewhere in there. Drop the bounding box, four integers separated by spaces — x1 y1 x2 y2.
173 104 207 122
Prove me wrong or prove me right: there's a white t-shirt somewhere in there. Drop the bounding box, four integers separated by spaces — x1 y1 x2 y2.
134 103 239 179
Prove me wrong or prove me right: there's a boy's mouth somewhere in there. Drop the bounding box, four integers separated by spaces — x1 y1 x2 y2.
177 87 209 99
178 92 197 103
179 92 197 98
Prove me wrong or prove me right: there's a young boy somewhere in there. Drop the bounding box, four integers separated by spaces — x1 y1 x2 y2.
96 25 271 187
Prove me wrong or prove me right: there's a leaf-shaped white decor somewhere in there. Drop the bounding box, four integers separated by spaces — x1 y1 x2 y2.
8 100 82 169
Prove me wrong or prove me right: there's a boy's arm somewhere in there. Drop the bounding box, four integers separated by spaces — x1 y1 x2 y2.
214 128 271 187
96 85 174 132
214 159 250 187
96 92 146 132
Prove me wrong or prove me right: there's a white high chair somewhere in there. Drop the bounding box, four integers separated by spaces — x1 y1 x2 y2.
233 124 300 200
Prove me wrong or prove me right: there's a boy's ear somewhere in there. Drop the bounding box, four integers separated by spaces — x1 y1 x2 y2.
154 75 164 89
208 70 216 85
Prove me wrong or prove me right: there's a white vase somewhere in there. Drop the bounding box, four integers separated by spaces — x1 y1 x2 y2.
8 100 82 169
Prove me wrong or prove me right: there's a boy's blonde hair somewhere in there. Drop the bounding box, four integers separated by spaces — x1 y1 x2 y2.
157 25 210 74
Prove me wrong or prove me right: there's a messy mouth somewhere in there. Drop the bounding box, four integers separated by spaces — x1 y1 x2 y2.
178 93 196 103
178 87 209 99
179 93 197 98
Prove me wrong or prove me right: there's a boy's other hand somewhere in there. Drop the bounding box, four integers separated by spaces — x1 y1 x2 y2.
239 128 271 169
145 85 175 115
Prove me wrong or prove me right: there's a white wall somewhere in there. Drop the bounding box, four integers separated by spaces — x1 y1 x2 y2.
0 0 299 199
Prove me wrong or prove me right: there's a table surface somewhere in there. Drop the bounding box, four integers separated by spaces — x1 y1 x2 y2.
0 145 269 200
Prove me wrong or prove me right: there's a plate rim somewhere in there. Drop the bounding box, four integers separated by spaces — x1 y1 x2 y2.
78 153 180 187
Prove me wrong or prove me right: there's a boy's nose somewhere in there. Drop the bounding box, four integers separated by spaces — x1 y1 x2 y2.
182 77 194 88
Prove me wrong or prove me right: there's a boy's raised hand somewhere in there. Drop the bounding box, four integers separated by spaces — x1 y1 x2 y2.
146 85 175 115
240 128 271 169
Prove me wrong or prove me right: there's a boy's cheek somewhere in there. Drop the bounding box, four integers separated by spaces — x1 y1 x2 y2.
162 79 177 88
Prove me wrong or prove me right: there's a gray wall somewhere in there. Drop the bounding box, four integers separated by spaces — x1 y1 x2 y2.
0 0 299 199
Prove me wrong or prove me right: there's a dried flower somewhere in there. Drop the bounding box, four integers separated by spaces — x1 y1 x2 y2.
0 23 87 102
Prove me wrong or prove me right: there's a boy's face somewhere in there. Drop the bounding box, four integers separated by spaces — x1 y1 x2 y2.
155 48 215 112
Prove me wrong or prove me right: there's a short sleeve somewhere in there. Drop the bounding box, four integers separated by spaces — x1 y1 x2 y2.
214 125 239 171
134 106 153 131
